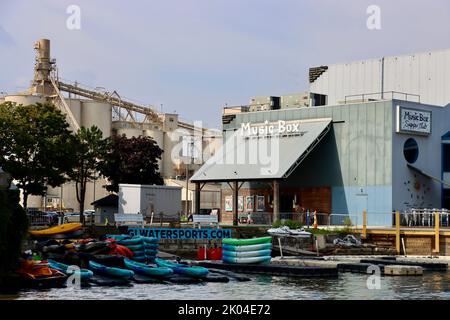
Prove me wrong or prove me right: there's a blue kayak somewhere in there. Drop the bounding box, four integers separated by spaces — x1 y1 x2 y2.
222 255 272 264
223 243 272 252
118 237 144 246
155 258 208 278
88 261 134 279
106 234 130 241
132 256 148 262
144 243 159 250
47 259 93 280
141 237 158 244
222 249 272 258
126 244 145 251
144 249 158 256
124 258 173 278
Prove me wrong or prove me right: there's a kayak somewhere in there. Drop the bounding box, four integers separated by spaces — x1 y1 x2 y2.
222 255 272 264
222 249 272 258
88 261 134 279
106 234 130 241
132 250 146 257
222 243 272 252
155 258 208 278
222 237 272 246
144 249 158 256
141 237 158 244
30 223 82 236
118 237 143 246
126 244 145 251
132 256 148 262
47 259 93 280
144 243 159 250
17 260 68 288
124 258 173 278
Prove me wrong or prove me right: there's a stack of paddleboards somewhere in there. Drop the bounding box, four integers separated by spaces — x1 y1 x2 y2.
222 237 272 264
107 235 159 262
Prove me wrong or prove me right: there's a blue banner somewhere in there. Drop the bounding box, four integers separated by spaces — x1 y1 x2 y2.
128 228 232 240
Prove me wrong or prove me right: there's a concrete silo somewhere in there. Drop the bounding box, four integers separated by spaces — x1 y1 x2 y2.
4 94 47 106
80 101 112 137
144 124 164 173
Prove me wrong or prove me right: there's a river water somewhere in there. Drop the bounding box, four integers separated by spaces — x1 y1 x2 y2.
10 271 450 300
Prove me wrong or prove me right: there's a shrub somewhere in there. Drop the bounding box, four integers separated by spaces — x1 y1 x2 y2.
271 219 303 230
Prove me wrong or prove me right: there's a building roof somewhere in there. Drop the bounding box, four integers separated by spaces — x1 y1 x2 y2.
91 194 118 207
191 118 332 182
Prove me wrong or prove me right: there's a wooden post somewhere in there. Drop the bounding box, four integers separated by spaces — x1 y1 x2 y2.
435 210 440 255
273 180 280 223
194 182 201 214
362 210 367 239
233 181 239 226
395 210 401 254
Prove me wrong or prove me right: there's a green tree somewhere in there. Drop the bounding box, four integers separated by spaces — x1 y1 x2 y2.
69 126 110 224
0 188 28 290
0 102 75 208
101 134 163 193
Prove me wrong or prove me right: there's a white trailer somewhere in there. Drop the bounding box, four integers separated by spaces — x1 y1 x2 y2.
118 184 182 220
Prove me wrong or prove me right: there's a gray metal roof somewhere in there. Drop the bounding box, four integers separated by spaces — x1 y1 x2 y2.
191 118 332 182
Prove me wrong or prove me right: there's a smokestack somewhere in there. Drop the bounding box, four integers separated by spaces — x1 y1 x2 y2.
31 39 55 95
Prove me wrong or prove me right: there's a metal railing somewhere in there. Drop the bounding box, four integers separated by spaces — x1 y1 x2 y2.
344 91 421 104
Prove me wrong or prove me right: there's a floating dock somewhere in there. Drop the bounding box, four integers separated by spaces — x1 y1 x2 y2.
359 258 448 271
197 261 339 278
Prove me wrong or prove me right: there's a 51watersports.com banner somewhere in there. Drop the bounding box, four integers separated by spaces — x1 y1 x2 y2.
128 228 232 240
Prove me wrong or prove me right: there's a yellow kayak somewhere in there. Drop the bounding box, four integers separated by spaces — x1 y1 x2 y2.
30 223 82 236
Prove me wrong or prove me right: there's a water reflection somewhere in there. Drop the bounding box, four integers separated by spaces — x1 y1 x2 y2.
7 272 450 300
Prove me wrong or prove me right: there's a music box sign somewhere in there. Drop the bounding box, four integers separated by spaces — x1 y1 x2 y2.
396 106 432 135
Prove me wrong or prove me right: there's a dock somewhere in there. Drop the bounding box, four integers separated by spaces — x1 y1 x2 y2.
197 261 339 278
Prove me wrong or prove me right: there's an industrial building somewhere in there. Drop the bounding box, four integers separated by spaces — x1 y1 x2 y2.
191 48 450 226
0 39 222 212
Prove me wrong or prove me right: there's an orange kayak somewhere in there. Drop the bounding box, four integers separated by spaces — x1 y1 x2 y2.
29 223 82 236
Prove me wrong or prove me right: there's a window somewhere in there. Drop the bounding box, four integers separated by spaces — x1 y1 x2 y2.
443 144 450 172
403 138 419 164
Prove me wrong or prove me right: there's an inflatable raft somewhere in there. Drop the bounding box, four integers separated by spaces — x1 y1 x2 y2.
222 249 272 258
223 243 272 252
222 256 272 264
222 237 272 246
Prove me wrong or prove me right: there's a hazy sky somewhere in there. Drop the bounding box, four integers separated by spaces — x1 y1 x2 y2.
1 0 450 128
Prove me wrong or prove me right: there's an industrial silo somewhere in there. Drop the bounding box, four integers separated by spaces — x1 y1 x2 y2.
67 98 82 127
144 125 164 173
5 94 47 106
80 101 112 138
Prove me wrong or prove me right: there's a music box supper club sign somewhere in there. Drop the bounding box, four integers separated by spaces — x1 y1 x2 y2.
396 106 432 135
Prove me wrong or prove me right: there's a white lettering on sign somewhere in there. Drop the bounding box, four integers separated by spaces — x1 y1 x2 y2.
397 106 431 135
240 120 303 138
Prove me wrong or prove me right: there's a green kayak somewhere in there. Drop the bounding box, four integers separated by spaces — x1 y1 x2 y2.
222 237 272 246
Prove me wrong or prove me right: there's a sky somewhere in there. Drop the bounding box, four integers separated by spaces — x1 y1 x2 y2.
1 0 450 128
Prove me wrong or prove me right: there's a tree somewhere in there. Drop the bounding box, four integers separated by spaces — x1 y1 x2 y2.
0 188 28 291
69 126 110 224
0 102 75 209
101 134 163 193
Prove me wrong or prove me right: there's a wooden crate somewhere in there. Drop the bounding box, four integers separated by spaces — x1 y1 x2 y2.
404 237 432 255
